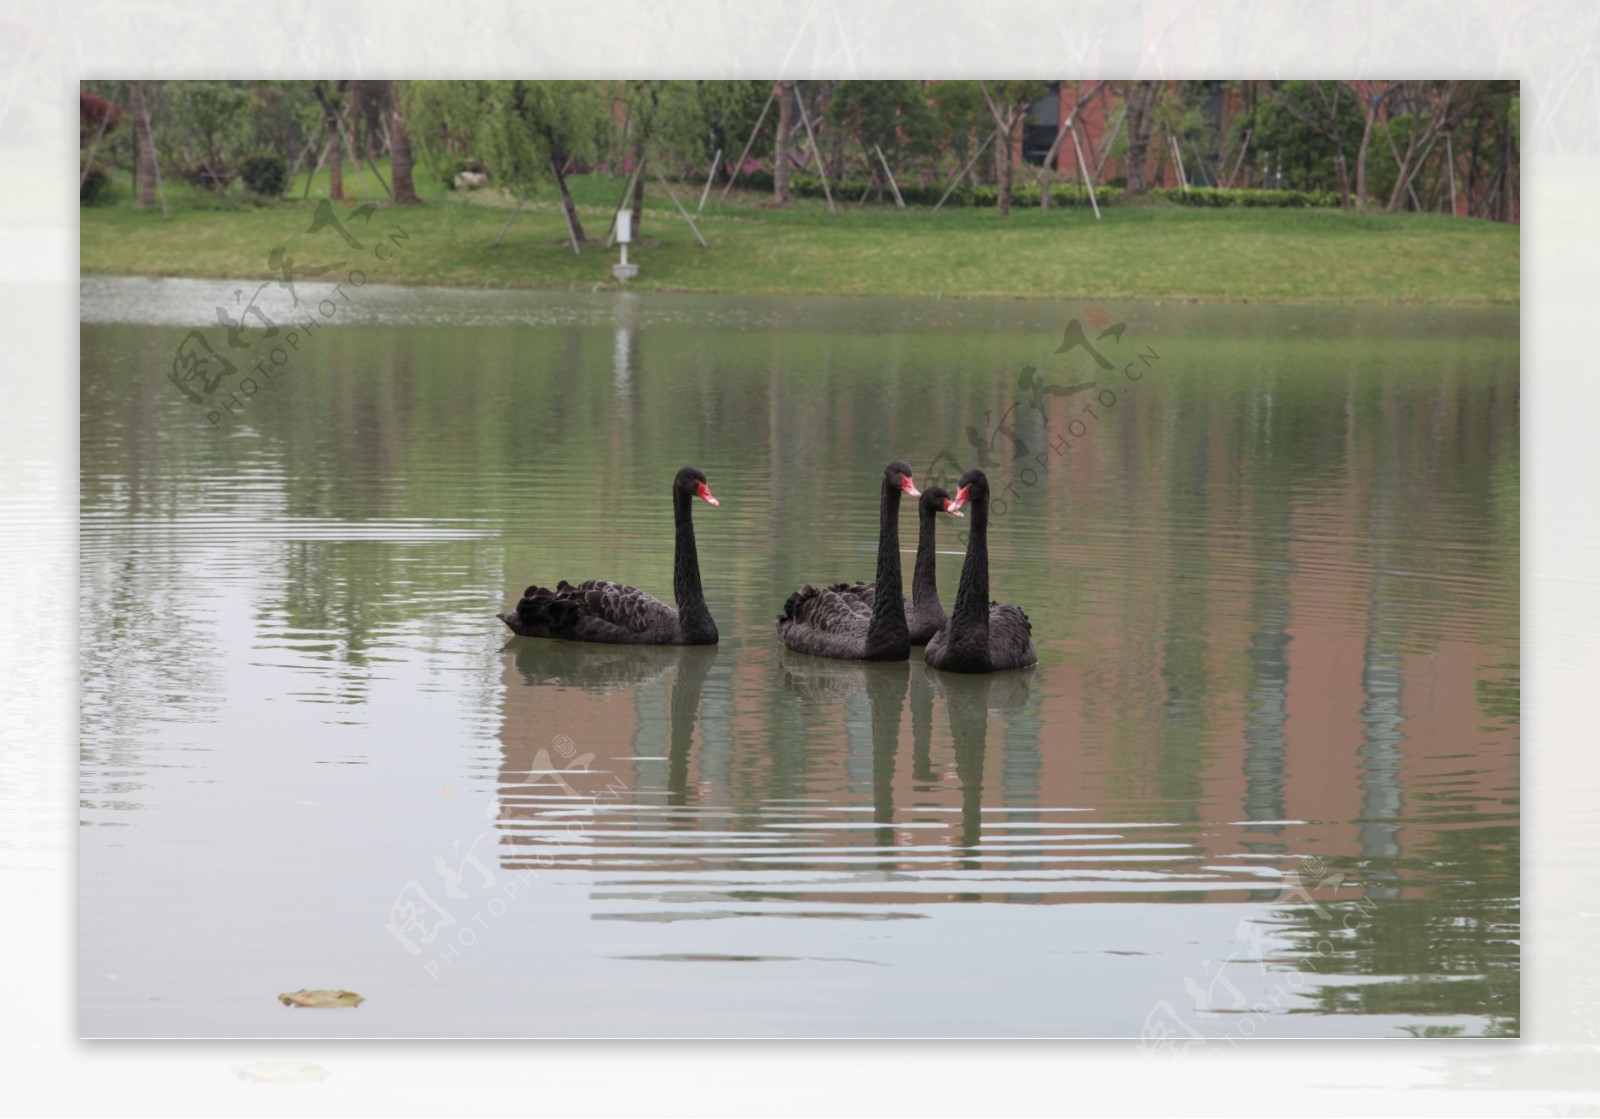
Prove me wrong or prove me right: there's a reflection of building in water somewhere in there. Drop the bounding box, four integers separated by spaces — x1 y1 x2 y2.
492 361 1517 910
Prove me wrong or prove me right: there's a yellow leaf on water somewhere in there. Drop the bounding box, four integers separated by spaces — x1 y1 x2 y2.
277 988 364 1009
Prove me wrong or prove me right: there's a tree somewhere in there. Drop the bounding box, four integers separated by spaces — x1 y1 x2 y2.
1239 80 1363 195
388 82 420 205
128 80 159 210
829 80 937 194
165 81 251 191
930 81 989 190
980 79 1050 216
1380 81 1460 212
773 81 796 204
311 81 346 201
1351 81 1397 210
1122 80 1162 197
1268 81 1359 207
403 81 605 245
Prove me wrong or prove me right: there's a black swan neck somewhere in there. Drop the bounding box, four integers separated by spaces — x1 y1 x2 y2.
672 488 713 639
912 502 939 607
867 477 909 650
950 488 990 637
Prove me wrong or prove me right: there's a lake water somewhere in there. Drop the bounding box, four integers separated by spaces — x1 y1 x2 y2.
79 279 1519 1038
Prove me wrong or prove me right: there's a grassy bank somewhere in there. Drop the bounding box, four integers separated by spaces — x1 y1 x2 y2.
79 161 1519 304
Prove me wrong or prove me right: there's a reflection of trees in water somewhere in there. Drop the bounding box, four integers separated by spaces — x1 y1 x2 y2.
1276 821 1519 1036
80 541 227 801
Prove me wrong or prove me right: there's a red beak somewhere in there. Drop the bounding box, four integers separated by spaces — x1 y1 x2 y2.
900 474 921 498
944 498 964 518
696 481 720 506
951 484 971 512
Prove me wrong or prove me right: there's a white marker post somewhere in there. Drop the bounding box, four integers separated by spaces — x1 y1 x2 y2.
612 208 639 282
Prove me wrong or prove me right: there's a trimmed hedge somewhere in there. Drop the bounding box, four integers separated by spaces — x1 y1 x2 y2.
718 172 1347 210
731 169 1123 208
1148 186 1343 208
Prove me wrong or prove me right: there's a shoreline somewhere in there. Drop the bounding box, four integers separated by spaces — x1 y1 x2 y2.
77 268 1519 308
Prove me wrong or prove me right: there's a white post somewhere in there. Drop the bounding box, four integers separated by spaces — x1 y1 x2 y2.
612 209 638 282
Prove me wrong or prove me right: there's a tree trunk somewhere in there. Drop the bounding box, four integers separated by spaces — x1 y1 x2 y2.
129 80 158 210
314 86 344 202
1326 82 1352 209
993 113 1013 217
631 158 645 236
389 87 420 205
1123 81 1159 197
1499 107 1515 222
774 81 795 204
1353 86 1386 210
1331 144 1352 208
550 155 585 242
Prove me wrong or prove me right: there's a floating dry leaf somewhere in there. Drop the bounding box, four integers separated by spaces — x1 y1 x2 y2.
277 988 364 1009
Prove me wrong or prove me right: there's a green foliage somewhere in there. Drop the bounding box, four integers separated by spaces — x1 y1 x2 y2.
739 169 1124 209
403 80 607 199
238 152 287 196
625 80 772 170
1149 185 1342 208
829 81 938 163
244 83 320 163
80 162 114 205
928 80 989 175
1240 81 1364 191
163 81 253 185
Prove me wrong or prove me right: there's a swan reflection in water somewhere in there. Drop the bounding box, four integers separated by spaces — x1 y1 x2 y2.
780 654 910 865
924 664 1037 875
498 640 721 866
780 652 1036 874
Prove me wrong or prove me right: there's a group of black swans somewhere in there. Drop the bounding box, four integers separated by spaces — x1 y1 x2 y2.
498 462 1037 675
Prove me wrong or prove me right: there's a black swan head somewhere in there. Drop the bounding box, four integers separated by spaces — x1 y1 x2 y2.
884 459 920 498
673 465 719 507
920 485 963 519
948 467 988 515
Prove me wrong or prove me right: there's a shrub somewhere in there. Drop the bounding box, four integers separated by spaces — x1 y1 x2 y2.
239 152 287 196
1148 186 1342 208
80 161 113 206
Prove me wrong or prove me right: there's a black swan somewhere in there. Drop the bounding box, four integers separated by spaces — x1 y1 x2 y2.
923 468 1038 673
775 460 920 661
826 485 962 645
499 466 720 645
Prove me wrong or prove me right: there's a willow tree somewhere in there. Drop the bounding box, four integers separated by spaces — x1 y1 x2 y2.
403 80 605 247
626 79 772 228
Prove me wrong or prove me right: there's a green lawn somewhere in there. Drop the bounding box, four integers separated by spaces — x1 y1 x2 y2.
79 160 1519 304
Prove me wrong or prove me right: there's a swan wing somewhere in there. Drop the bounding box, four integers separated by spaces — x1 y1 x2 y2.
507 579 678 641
824 581 877 616
564 579 680 635
988 602 1038 669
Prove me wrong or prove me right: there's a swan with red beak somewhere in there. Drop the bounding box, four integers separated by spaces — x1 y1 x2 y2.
924 468 1038 674
776 460 924 661
499 465 721 645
